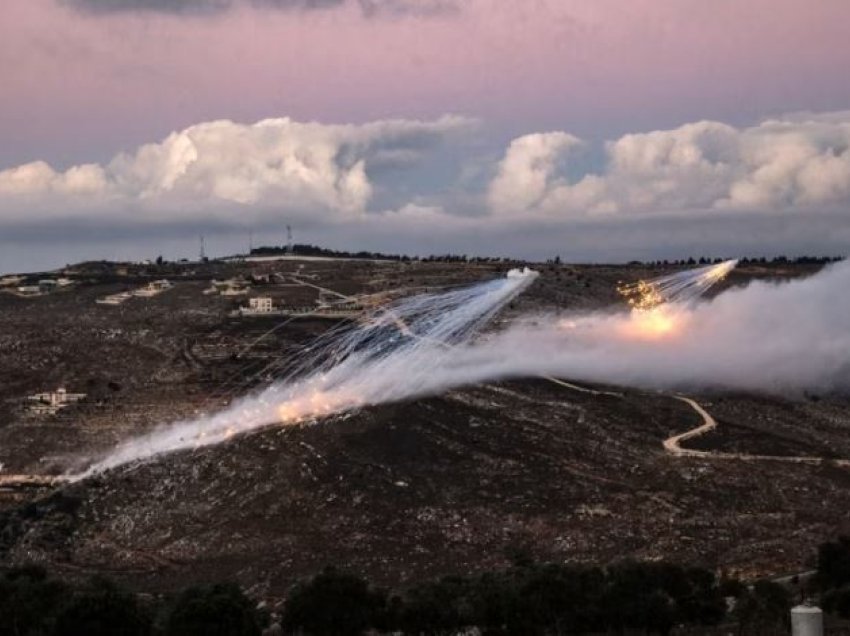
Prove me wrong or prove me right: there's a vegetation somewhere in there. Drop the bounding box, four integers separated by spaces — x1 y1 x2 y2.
252 243 844 268
53 576 152 636
10 535 850 634
818 535 850 620
164 582 264 636
281 567 387 636
250 243 518 264
282 561 730 635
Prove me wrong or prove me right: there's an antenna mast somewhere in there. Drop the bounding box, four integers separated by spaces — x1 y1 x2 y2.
286 225 293 255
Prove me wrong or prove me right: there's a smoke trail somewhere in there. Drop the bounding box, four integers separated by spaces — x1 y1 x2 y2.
618 260 738 309
435 259 850 395
77 268 538 477
76 260 850 478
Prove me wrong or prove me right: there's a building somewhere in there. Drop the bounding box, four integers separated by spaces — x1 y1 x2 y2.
133 279 172 297
237 297 275 316
220 284 250 296
250 297 274 312
27 387 87 415
38 279 58 293
16 285 41 296
96 291 132 305
0 275 24 287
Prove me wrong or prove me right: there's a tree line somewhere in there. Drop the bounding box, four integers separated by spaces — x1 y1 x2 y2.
249 244 520 264
0 557 801 636
634 255 844 267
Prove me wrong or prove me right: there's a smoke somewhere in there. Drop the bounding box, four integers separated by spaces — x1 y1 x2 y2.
75 260 850 477
438 259 850 395
77 267 538 476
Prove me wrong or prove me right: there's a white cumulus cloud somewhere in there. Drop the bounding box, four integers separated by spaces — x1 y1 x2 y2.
0 115 473 226
488 114 850 218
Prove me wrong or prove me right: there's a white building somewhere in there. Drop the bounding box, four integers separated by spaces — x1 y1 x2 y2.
249 297 274 312
27 387 87 415
16 285 42 296
96 291 133 305
221 285 250 296
133 279 172 297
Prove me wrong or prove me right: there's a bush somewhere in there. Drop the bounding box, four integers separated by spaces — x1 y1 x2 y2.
53 576 151 636
165 582 262 636
823 585 850 618
282 567 386 636
733 580 791 635
0 565 69 636
401 575 475 635
818 536 850 591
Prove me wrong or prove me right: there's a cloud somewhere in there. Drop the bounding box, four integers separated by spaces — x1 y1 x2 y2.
357 0 462 18
488 114 850 218
60 0 462 16
487 132 583 214
60 0 237 14
3 111 850 271
0 115 473 226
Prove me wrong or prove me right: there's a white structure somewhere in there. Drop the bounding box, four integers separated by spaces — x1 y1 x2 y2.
133 279 172 297
98 280 172 304
249 297 273 312
96 291 133 305
220 284 250 296
38 279 58 293
236 297 275 316
16 285 41 296
27 388 87 415
791 605 823 636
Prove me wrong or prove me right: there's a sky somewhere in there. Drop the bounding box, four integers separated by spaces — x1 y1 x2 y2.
2 0 850 272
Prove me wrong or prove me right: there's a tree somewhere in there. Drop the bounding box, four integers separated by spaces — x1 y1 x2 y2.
0 565 69 636
822 585 850 618
53 576 152 636
733 580 791 635
282 567 386 636
401 576 474 636
817 536 850 591
165 582 262 636
514 564 607 634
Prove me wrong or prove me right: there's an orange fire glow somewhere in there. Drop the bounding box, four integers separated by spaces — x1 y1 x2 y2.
621 306 684 340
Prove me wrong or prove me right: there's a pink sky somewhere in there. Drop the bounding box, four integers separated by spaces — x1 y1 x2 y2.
3 0 850 167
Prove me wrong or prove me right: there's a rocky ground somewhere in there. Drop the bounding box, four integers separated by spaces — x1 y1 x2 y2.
1 256 848 600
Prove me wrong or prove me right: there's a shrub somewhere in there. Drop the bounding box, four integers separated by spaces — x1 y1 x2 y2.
165 582 262 636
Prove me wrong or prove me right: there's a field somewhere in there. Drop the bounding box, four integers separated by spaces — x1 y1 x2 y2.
1 256 848 600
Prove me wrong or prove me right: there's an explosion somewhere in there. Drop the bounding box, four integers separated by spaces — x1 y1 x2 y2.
76 268 539 477
621 305 683 340
617 260 738 341
74 257 850 479
618 260 738 310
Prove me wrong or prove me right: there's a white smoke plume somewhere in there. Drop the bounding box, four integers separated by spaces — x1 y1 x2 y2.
440 260 850 395
77 267 538 476
76 260 849 477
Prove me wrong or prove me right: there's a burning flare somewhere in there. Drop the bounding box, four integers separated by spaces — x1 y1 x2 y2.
616 260 737 340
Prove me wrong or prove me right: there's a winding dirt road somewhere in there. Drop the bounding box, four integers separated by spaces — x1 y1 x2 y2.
663 394 850 467
544 377 850 467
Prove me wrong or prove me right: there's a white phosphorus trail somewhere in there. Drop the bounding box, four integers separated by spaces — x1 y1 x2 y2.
75 258 850 478
77 268 539 477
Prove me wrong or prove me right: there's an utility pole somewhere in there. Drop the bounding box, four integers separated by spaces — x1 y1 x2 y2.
286 225 293 255
199 234 206 261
